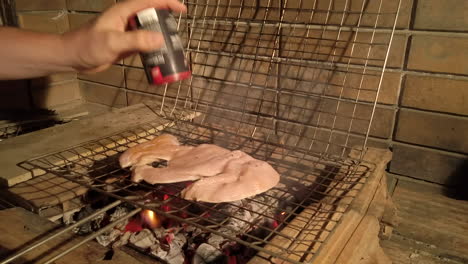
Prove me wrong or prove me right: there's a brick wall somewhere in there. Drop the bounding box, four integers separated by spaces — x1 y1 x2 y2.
0 0 80 109
388 0 468 189
8 0 468 188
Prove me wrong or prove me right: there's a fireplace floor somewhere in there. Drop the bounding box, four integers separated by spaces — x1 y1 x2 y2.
382 178 468 264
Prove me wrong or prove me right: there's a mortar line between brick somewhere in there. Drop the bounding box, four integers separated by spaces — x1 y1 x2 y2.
121 57 468 82
399 107 468 119
394 139 468 157
386 172 453 190
393 141 468 158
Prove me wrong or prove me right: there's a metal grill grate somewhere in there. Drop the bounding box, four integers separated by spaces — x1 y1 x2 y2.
19 106 370 263
8 0 401 263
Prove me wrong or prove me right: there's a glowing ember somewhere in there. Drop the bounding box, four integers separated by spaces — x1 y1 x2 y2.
180 211 188 219
141 209 161 229
271 211 287 229
228 255 237 264
125 218 144 232
165 233 174 244
162 204 171 212
272 220 279 229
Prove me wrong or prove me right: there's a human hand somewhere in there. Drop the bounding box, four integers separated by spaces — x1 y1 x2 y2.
62 0 186 73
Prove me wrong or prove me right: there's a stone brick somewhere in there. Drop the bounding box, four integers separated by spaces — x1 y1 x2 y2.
395 110 468 154
273 120 390 157
402 75 468 116
18 12 69 34
79 81 126 108
0 80 31 109
67 0 115 12
123 54 143 68
31 81 81 108
190 0 280 22
125 68 153 93
281 29 406 68
125 68 190 97
31 72 77 90
16 0 66 11
283 0 411 29
280 65 401 105
407 36 468 75
68 13 97 30
46 72 77 83
127 91 162 106
390 144 468 186
414 0 468 31
78 65 125 87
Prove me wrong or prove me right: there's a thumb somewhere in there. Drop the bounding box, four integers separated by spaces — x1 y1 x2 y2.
112 30 165 54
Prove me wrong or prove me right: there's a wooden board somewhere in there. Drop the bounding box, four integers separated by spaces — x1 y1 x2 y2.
249 147 393 264
0 102 199 187
382 234 464 264
0 207 147 264
383 178 468 263
0 102 200 216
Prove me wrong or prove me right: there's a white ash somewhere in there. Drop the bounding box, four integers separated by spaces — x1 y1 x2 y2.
117 225 187 264
96 206 130 247
145 229 186 264
97 228 126 247
113 231 131 248
62 207 84 225
72 205 106 234
74 190 292 263
110 206 130 221
194 196 279 263
193 243 223 264
130 229 156 249
160 233 186 264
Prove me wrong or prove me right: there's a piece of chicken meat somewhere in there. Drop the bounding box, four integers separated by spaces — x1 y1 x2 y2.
122 134 280 202
132 144 240 184
181 151 280 203
119 134 189 168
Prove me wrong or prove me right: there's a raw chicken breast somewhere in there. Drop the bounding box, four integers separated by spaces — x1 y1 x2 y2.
121 134 280 202
119 134 183 168
181 152 280 203
132 144 241 184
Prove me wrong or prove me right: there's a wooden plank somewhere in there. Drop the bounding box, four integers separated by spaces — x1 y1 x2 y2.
310 148 392 264
333 177 392 264
391 179 468 261
1 106 199 220
0 207 146 264
382 234 465 264
0 102 200 187
249 147 393 263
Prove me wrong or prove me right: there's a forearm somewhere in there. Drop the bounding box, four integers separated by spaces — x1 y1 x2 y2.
0 27 75 80
0 0 186 80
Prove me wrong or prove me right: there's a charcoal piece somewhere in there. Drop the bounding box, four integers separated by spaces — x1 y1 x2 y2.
72 205 105 235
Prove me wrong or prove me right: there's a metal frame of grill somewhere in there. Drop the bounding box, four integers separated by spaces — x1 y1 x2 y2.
2 0 402 263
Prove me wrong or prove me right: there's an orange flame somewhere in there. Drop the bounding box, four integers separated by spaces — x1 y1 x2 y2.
141 209 161 229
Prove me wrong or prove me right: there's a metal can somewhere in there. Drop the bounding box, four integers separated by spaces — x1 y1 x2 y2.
129 8 191 85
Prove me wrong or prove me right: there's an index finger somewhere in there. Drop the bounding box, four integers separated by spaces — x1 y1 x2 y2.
106 0 187 23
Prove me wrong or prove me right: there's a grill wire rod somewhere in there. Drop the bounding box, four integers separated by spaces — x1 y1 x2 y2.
1 200 123 264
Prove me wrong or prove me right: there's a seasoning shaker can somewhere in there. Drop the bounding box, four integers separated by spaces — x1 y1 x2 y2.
129 8 191 85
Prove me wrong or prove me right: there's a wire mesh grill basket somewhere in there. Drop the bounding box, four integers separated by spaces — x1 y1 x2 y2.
15 0 401 263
